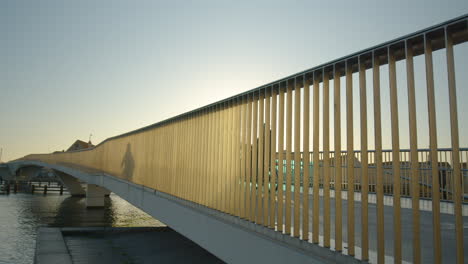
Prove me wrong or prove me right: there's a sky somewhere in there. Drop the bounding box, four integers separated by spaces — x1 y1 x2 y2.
1 0 468 162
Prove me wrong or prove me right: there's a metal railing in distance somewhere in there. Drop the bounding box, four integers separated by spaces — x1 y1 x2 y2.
20 15 468 264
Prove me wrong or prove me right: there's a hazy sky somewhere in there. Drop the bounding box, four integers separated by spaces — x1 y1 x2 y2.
2 1 468 161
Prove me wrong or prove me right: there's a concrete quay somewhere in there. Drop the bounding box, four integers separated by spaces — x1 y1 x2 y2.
35 227 224 264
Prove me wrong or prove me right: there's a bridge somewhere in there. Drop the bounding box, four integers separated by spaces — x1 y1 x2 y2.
1 15 468 264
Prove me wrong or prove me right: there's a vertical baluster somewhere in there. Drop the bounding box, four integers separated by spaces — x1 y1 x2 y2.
312 72 320 244
323 69 331 247
246 94 253 220
221 103 227 212
241 96 247 218
258 89 265 224
269 85 278 229
359 55 369 261
373 52 385 263
210 107 216 209
194 114 200 202
424 34 441 263
227 101 234 214
286 79 293 235
294 78 302 237
235 98 242 217
264 87 271 225
278 83 286 232
334 64 343 252
252 92 259 221
346 60 355 256
202 109 209 207
445 27 464 264
388 46 402 263
231 100 237 214
188 114 194 201
173 119 179 196
303 75 310 241
215 105 221 210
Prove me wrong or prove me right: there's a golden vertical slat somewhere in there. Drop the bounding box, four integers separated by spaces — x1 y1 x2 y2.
269 85 278 229
201 110 208 206
195 114 200 204
180 118 185 198
177 120 182 197
188 115 193 201
227 101 234 214
251 93 259 222
445 28 464 264
223 103 229 212
285 80 293 235
221 105 228 212
373 52 385 264
232 101 238 215
234 100 240 215
278 84 285 232
185 117 190 200
264 88 271 225
176 119 181 197
215 107 222 210
312 73 320 244
193 114 199 204
388 47 402 263
345 61 355 256
294 78 301 237
228 102 234 214
204 112 209 207
189 116 194 200
196 114 201 203
424 34 441 263
230 101 237 214
210 107 216 209
207 111 212 206
172 120 179 197
323 69 331 248
334 65 342 252
186 117 191 199
204 110 210 206
189 115 195 201
235 99 242 217
215 106 221 210
303 75 310 241
258 91 265 224
222 103 229 213
241 96 247 218
406 40 420 262
165 124 169 194
171 121 177 196
359 56 369 261
246 94 253 221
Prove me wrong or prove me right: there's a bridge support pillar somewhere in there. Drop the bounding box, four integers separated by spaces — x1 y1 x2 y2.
86 184 110 208
55 171 86 196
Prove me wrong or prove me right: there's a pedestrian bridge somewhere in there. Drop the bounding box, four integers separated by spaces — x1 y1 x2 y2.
2 15 468 264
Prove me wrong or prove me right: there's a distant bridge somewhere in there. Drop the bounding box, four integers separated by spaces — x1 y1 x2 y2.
2 15 468 264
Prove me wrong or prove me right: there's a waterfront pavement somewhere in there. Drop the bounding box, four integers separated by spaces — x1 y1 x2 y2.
35 227 224 264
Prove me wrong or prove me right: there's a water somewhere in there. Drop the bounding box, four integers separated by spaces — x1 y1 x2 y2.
0 192 164 264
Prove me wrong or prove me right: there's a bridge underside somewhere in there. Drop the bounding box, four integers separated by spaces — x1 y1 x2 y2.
7 160 356 264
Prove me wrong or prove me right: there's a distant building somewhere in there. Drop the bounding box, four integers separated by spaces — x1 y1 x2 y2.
66 140 94 152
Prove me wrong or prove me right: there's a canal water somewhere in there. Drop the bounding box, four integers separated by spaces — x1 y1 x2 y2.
0 192 164 264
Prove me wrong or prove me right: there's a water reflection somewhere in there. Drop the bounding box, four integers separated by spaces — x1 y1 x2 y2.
0 193 164 264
